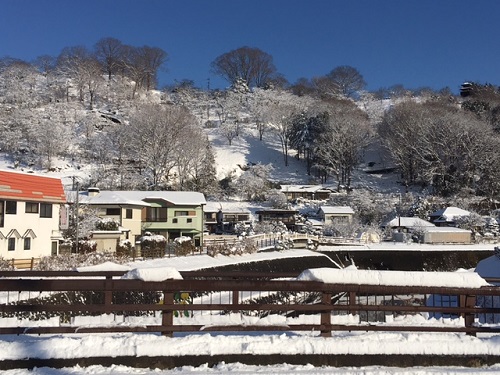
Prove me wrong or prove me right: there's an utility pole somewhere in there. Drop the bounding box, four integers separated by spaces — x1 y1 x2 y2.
75 181 80 254
206 78 210 121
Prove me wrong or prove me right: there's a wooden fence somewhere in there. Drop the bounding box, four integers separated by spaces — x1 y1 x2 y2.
0 270 499 338
8 257 39 270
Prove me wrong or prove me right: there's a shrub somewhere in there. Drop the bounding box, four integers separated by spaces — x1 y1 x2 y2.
95 218 119 231
116 239 133 257
140 232 166 258
173 236 195 256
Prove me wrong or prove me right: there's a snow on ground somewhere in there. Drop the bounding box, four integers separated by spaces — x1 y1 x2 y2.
126 248 328 271
207 126 315 184
318 242 499 252
2 248 500 373
1 108 499 373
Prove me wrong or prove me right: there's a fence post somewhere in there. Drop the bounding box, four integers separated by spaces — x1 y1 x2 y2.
104 276 113 313
232 289 239 313
30 258 34 270
460 294 476 337
321 291 332 337
349 291 358 317
162 291 174 337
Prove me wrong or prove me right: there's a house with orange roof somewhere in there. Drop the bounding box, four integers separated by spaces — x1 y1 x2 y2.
0 170 66 260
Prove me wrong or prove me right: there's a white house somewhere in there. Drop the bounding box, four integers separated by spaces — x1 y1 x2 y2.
0 170 66 259
318 206 355 223
429 207 470 226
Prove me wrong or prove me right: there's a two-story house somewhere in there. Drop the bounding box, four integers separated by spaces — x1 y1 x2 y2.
204 202 252 234
0 170 66 259
75 189 206 248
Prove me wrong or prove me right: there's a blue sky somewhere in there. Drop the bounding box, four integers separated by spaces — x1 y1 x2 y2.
1 0 499 93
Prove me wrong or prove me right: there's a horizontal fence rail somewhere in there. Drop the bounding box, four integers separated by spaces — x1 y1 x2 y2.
0 271 499 337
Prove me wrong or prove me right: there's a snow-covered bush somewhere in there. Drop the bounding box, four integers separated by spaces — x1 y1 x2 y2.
140 232 166 258
253 220 288 235
206 238 257 257
173 236 195 256
322 220 359 238
116 239 133 257
78 240 97 254
266 189 288 209
455 212 485 241
95 218 119 231
36 252 129 271
274 237 294 251
0 257 14 271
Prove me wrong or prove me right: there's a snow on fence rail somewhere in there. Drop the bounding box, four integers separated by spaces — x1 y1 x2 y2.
0 269 499 338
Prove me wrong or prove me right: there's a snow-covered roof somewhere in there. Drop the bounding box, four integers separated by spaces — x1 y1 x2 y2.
475 253 500 279
429 207 470 221
280 184 334 193
297 267 489 288
204 201 251 213
319 206 355 215
386 217 435 228
76 190 206 206
424 227 471 233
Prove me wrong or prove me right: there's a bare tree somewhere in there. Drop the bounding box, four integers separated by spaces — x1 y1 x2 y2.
264 90 312 166
139 46 168 91
56 46 103 108
94 37 124 80
325 65 366 98
0 58 41 107
380 100 498 196
315 100 372 188
121 45 167 97
211 46 278 88
126 104 198 189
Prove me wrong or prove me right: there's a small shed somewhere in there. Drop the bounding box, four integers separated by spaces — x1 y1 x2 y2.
90 231 122 252
420 227 472 244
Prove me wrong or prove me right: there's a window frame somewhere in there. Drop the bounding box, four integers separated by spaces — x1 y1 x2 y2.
25 202 39 214
40 203 52 218
146 207 168 222
24 237 31 250
8 238 15 251
5 200 17 214
106 208 121 216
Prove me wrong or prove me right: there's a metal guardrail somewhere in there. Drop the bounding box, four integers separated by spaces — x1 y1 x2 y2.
0 270 499 337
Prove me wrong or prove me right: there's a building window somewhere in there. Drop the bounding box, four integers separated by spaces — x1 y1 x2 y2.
106 208 121 216
40 203 52 218
146 207 167 221
175 211 189 216
187 218 192 223
125 209 133 219
172 218 178 223
24 238 31 250
25 202 39 214
6 201 17 214
8 238 15 251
